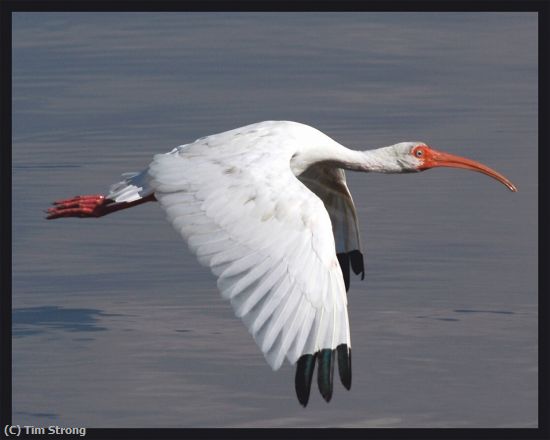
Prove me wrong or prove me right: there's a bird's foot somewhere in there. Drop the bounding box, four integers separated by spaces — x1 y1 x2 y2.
46 194 112 219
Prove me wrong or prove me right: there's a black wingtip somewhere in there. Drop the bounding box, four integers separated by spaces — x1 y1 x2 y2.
296 346 351 405
317 348 335 402
349 250 365 280
338 250 365 290
336 253 350 291
295 353 317 407
337 344 352 390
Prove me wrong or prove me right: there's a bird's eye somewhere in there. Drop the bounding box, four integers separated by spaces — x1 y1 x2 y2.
415 148 424 157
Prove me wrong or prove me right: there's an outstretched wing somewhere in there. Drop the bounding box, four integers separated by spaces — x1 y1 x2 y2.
148 124 351 405
298 165 365 291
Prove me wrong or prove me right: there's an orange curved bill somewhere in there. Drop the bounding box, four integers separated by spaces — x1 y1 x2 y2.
421 149 517 192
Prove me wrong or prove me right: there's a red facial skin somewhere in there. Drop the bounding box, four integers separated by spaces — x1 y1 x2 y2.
412 145 517 192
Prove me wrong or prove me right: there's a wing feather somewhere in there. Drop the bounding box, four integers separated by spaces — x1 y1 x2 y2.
148 123 351 373
299 164 365 285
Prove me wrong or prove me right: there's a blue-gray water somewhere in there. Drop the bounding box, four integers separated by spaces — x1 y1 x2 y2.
12 12 537 427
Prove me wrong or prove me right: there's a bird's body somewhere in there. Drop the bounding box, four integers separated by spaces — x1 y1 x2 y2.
47 121 517 406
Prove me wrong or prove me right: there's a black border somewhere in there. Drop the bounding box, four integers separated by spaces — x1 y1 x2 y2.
0 0 12 433
1 1 547 439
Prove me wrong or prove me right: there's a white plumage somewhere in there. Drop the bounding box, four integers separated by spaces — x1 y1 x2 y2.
48 120 517 406
118 121 355 370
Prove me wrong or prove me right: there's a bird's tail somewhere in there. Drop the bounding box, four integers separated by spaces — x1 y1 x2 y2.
106 169 153 203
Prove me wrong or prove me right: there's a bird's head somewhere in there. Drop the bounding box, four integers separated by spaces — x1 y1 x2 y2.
387 142 517 192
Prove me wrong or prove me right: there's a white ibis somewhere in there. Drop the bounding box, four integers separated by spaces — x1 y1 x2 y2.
46 121 517 406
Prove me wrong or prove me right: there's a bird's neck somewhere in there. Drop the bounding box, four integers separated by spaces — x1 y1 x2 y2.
291 138 408 175
322 145 407 174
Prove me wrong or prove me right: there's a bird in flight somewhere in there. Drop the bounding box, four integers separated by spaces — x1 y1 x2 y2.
46 121 517 406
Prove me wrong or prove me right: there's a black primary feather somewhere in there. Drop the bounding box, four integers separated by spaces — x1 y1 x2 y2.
337 344 352 390
337 250 365 292
317 348 335 402
348 250 365 280
336 253 350 291
295 352 318 407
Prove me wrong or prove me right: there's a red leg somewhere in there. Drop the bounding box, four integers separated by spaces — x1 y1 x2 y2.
46 193 156 219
